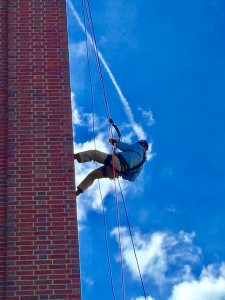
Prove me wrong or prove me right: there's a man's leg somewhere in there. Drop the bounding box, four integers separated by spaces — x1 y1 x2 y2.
77 165 120 194
75 150 112 165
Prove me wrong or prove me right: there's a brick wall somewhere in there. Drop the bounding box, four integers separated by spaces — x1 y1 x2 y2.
0 0 81 299
0 0 8 297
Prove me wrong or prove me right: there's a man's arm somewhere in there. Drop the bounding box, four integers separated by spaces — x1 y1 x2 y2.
115 140 132 151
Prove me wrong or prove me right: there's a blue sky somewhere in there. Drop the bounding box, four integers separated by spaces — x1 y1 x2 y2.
66 0 225 299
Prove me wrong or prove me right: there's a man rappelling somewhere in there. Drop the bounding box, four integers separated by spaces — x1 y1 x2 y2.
74 138 149 197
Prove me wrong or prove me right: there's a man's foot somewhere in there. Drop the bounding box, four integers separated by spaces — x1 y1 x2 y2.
74 153 81 162
76 188 83 197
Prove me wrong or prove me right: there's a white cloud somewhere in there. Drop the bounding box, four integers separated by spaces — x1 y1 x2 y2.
169 263 225 300
111 228 201 287
71 92 108 133
71 92 82 126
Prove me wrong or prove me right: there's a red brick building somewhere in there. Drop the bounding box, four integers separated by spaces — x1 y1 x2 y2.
0 0 81 298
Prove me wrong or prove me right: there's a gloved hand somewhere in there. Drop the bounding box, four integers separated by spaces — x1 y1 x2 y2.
109 138 119 145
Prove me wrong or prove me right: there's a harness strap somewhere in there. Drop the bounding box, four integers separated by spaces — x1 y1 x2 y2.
117 153 146 174
116 154 129 172
127 155 146 172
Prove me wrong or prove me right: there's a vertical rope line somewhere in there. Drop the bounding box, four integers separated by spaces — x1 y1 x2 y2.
83 1 126 295
79 1 131 299
81 1 116 299
83 0 115 144
83 0 111 119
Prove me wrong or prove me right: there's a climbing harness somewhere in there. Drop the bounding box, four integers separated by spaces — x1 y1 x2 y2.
122 154 146 182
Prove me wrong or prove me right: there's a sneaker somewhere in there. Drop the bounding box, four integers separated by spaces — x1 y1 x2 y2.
76 188 83 197
74 153 81 162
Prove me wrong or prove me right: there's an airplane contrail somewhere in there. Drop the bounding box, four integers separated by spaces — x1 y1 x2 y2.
67 0 146 139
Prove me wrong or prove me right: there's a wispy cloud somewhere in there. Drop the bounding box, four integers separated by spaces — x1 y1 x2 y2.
165 205 176 213
71 93 107 131
138 107 155 126
67 0 146 139
111 228 201 286
83 276 94 287
69 41 87 58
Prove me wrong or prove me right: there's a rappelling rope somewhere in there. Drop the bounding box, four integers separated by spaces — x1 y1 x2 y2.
81 0 110 119
81 1 116 299
81 0 126 299
80 0 147 299
111 152 126 300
